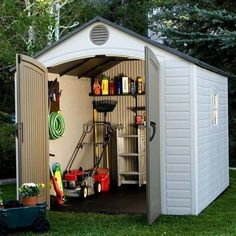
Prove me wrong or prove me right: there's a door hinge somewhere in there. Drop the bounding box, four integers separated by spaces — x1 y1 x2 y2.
16 122 23 143
18 54 21 64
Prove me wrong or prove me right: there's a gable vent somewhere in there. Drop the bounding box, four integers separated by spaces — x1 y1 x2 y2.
90 25 109 45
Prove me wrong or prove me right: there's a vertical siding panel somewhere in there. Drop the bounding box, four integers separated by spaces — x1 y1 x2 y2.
196 67 229 214
164 61 192 215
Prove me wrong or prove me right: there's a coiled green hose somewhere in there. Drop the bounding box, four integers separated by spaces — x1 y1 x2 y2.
49 112 65 140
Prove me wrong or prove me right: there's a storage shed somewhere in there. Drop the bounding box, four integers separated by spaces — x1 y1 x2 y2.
15 16 229 224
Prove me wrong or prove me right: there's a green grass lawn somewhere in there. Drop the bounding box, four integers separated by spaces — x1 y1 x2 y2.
1 171 236 235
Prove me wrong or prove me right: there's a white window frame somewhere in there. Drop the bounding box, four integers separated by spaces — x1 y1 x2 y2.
211 90 218 126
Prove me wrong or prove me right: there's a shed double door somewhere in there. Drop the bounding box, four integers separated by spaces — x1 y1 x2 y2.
16 54 49 204
15 46 160 224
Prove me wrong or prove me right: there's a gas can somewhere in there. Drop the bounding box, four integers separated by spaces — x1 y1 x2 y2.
101 76 109 95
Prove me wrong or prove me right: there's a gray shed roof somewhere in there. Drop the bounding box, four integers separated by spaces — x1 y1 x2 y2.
35 16 230 78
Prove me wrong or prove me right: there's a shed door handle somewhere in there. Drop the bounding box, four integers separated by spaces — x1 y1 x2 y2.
150 121 156 142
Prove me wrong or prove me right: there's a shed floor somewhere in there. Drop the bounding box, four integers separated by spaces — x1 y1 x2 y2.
53 185 146 214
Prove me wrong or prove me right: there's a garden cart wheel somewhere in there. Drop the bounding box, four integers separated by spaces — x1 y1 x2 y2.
0 221 8 236
81 186 88 199
33 217 49 233
94 181 102 195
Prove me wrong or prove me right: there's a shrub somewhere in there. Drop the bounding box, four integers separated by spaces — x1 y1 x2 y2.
0 112 15 179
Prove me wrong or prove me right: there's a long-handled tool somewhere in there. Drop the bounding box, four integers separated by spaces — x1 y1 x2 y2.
93 100 117 169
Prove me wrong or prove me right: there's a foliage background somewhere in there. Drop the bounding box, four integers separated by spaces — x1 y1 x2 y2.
0 112 15 179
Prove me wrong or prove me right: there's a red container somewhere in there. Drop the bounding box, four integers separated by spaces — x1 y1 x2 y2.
135 115 143 125
97 174 110 192
95 168 110 192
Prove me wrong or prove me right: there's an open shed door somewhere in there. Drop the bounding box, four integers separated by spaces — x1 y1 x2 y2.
16 54 49 204
145 47 161 224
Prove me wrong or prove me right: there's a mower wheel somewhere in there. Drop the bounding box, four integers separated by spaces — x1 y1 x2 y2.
33 217 50 233
81 186 88 199
94 181 102 195
0 222 8 236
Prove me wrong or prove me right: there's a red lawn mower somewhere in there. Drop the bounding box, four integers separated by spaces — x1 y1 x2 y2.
63 100 117 199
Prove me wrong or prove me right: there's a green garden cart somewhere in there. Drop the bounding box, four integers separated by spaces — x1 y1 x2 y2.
0 201 49 235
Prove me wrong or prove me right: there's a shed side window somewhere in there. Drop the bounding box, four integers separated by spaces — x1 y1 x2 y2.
211 91 218 126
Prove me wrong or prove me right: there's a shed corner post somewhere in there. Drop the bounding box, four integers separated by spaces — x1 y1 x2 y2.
190 64 198 215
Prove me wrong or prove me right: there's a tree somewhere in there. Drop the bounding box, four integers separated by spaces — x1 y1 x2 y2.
58 0 153 37
0 0 80 68
0 112 15 179
100 0 152 36
149 0 236 75
0 0 51 67
0 1 25 68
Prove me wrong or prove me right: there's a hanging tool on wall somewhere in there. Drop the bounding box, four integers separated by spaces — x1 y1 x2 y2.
48 78 58 113
56 90 62 102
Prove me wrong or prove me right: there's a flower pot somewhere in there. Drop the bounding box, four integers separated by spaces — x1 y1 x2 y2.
22 196 38 207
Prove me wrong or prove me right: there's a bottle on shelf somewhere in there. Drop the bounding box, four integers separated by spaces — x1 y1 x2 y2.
137 77 143 94
101 75 109 95
128 78 132 94
116 76 122 95
109 78 115 95
122 76 129 94
93 78 101 96
131 79 135 95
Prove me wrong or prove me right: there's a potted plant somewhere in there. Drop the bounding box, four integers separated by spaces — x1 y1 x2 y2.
19 183 44 207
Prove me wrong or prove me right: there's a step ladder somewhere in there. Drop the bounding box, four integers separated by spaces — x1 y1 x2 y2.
116 125 146 187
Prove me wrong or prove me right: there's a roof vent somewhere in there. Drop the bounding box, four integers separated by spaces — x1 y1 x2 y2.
90 25 109 45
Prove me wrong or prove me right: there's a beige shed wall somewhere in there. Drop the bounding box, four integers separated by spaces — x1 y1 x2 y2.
48 73 93 170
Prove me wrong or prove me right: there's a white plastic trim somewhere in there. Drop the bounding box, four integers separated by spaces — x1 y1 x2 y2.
190 64 198 215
